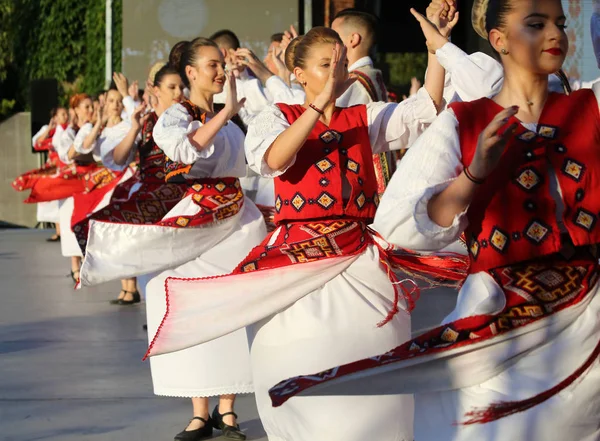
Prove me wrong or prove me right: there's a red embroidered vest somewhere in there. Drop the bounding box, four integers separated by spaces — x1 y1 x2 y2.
450 89 600 273
273 104 379 224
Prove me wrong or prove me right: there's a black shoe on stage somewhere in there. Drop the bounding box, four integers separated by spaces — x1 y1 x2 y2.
174 416 213 441
212 405 246 440
109 290 127 305
116 290 141 305
46 234 61 242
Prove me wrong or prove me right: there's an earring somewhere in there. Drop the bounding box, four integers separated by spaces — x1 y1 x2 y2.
501 49 509 55
302 81 307 86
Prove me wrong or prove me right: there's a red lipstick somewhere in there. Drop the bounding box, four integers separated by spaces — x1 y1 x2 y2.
543 48 563 56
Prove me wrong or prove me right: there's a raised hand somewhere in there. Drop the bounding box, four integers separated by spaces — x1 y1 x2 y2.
410 8 456 54
271 46 290 84
128 80 139 100
130 103 149 131
468 106 519 180
429 0 459 38
313 43 356 109
223 71 246 119
113 72 129 100
426 0 456 22
235 48 273 84
409 76 422 96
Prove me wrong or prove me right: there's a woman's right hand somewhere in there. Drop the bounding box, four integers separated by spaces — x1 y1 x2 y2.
468 106 519 180
313 43 356 109
410 8 455 54
113 72 130 100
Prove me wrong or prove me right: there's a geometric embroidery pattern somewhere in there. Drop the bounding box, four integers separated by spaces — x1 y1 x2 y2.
574 208 597 232
315 158 335 173
316 192 335 210
538 125 558 139
518 130 537 143
515 168 542 191
489 228 509 253
268 252 600 408
562 159 585 182
524 220 551 244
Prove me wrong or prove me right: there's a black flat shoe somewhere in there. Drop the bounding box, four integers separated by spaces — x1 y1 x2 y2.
212 405 246 440
142 324 148 331
117 290 141 305
174 416 213 441
109 290 127 305
46 234 61 242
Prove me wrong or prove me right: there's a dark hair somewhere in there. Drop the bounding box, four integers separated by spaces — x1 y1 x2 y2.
209 29 241 50
270 32 284 43
285 27 342 72
333 8 378 48
169 40 189 71
154 64 180 87
173 37 220 88
484 0 515 57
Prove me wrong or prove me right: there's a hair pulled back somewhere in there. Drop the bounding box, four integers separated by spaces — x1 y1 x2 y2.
69 93 90 109
170 38 219 88
284 26 343 72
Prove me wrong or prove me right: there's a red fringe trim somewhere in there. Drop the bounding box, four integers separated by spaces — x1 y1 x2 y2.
462 337 600 425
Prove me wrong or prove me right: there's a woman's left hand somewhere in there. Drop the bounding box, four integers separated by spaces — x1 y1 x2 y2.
223 71 246 119
131 103 149 131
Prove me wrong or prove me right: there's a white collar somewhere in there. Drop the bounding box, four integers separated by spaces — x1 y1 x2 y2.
348 56 373 72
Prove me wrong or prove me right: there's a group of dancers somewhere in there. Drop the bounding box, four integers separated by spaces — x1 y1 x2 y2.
12 0 600 440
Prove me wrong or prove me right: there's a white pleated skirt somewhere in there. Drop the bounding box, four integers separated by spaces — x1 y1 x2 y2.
145 201 266 397
37 200 62 223
248 244 414 441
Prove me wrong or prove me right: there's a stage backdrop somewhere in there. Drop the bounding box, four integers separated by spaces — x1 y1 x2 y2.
563 0 600 82
122 0 298 84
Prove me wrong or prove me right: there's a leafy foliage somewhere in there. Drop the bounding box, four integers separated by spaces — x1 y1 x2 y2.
0 0 122 114
383 52 428 95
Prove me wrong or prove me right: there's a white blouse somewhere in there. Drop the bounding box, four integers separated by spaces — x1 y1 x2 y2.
153 103 247 179
73 123 102 162
435 43 570 104
373 83 600 252
245 87 438 178
55 126 78 165
32 125 48 146
98 121 138 171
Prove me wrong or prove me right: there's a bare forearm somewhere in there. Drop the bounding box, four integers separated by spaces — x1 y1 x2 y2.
427 172 477 227
264 107 321 171
112 127 140 166
189 108 230 151
67 145 77 160
424 53 446 111
82 124 102 152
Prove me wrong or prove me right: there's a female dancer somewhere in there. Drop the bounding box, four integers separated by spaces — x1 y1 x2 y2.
12 107 69 241
58 91 131 283
144 21 453 441
73 66 188 304
272 1 600 440
79 39 266 441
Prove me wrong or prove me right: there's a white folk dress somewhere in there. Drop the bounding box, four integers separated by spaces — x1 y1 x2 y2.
287 86 600 441
145 90 438 440
58 122 133 257
143 103 266 398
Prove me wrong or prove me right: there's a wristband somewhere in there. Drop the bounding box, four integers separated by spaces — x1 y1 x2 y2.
464 166 485 185
309 103 324 115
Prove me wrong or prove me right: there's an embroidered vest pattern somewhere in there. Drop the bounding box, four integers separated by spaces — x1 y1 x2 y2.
273 104 379 224
450 89 600 273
